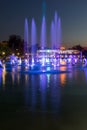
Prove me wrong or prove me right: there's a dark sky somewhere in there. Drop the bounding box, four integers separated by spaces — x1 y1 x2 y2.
0 0 87 47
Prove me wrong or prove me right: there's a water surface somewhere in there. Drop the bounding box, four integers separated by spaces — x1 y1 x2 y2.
0 65 87 130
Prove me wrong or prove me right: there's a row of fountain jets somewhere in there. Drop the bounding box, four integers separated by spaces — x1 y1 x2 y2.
24 11 61 53
0 11 87 68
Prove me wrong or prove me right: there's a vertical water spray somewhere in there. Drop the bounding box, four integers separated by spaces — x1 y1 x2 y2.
24 18 29 54
54 11 58 49
31 18 36 53
51 11 62 49
51 21 55 49
31 18 37 66
41 16 46 49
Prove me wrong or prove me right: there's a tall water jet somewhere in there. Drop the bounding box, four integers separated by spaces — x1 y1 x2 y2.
51 21 55 49
52 11 62 49
31 18 37 53
31 18 37 66
24 18 29 54
41 16 46 49
54 11 58 49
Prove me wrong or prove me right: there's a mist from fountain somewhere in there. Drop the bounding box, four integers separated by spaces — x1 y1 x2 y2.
51 21 55 49
41 16 46 49
24 18 29 54
52 11 62 49
23 12 62 68
31 18 37 53
54 12 58 49
23 12 61 53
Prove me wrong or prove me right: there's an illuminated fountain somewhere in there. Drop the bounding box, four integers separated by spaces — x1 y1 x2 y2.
54 12 58 49
8 12 64 69
23 18 29 66
51 21 55 49
24 18 29 54
41 16 46 49
10 54 17 65
5 11 87 73
17 58 22 66
31 18 36 67
38 12 62 67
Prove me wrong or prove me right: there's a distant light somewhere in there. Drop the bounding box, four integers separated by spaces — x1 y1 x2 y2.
12 53 15 56
2 52 5 55
47 50 50 52
60 46 65 50
17 52 20 56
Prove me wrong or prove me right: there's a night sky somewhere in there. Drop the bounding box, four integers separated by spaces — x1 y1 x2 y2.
0 0 87 47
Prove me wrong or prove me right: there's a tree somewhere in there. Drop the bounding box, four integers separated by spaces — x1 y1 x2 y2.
8 34 23 53
0 44 11 56
72 44 83 51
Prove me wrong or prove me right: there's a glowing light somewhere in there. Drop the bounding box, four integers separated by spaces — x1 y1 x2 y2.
60 46 65 50
24 59 29 66
60 60 66 65
47 74 50 88
2 65 6 88
17 52 20 56
68 58 71 63
42 57 45 66
60 67 66 86
31 58 35 67
2 51 5 55
17 58 22 65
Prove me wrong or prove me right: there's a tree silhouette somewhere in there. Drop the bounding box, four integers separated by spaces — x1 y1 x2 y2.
8 34 23 54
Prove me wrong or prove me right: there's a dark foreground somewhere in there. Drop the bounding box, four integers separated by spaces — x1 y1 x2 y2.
0 66 87 130
0 90 87 130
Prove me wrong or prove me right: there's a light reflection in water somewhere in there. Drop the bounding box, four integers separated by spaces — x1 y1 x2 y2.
1 63 87 120
25 74 29 84
50 75 61 113
24 72 62 112
0 69 2 86
12 68 15 85
40 75 47 111
60 66 67 86
47 74 50 88
24 74 30 106
17 65 21 71
83 69 87 84
2 65 6 88
17 73 20 85
84 70 87 80
31 75 37 111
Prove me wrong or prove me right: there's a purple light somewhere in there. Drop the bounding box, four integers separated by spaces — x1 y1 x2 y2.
24 18 29 54
31 18 36 53
42 57 45 66
41 16 46 49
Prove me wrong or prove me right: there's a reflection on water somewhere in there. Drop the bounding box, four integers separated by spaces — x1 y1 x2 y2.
47 74 50 88
31 75 37 111
0 65 87 114
60 67 67 86
50 75 61 113
2 65 6 88
12 68 16 85
40 75 47 111
0 65 87 129
0 69 2 87
84 69 87 82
